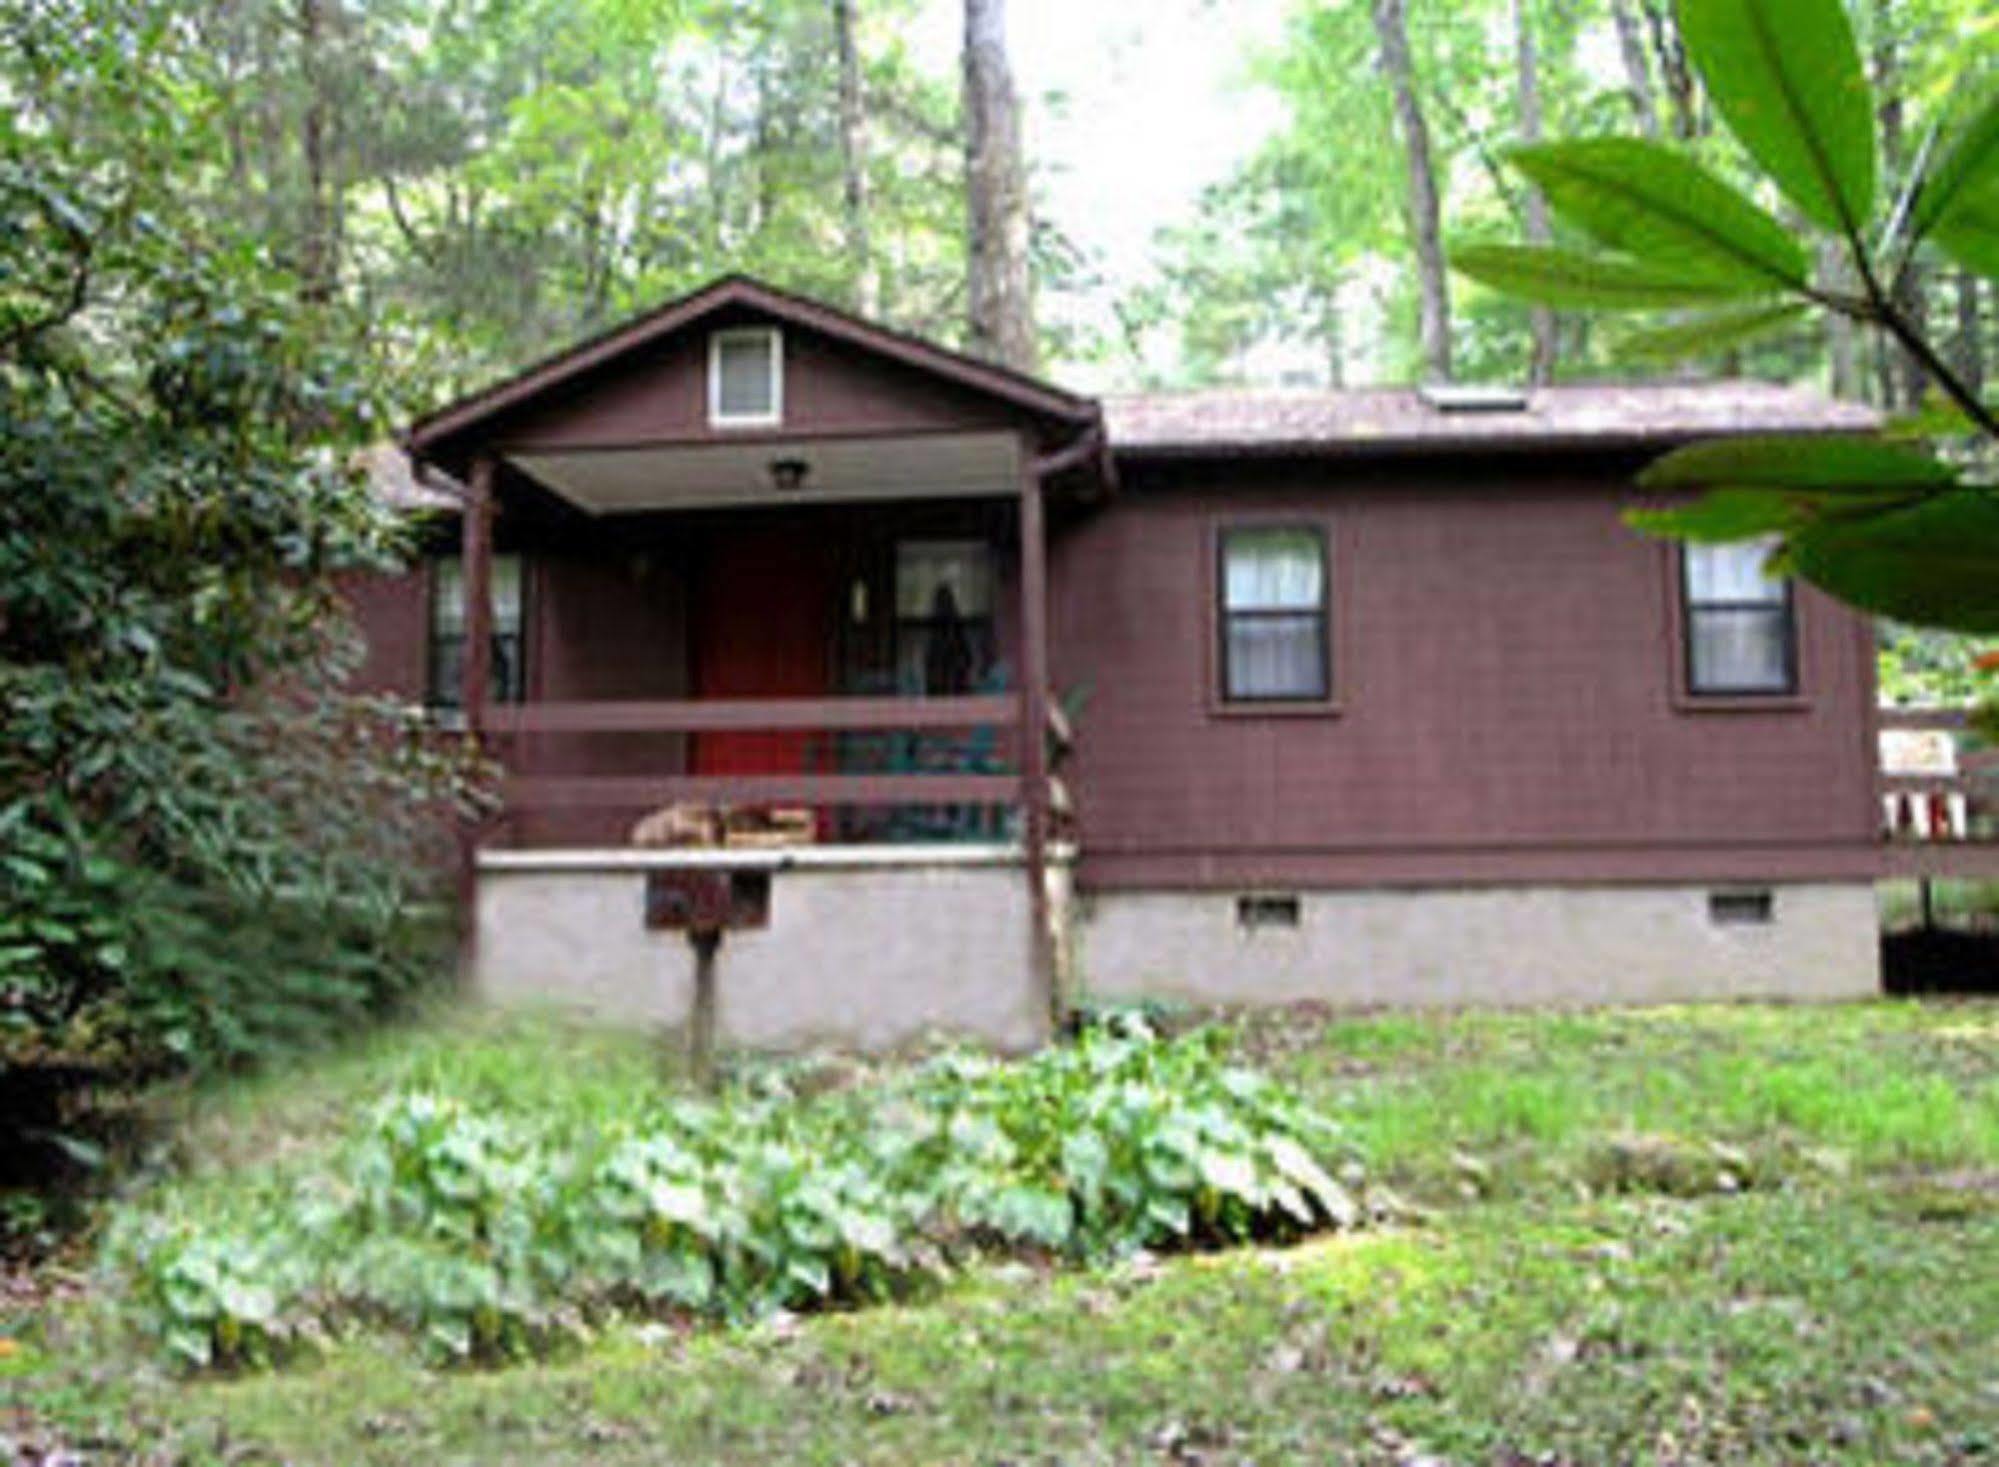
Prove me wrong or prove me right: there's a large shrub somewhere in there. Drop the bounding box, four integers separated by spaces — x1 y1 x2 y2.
111 1022 1378 1370
1 6 477 1157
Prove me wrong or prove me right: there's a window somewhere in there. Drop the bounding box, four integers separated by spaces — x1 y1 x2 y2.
894 540 997 694
428 553 526 709
1218 525 1330 703
708 326 782 427
1681 539 1796 696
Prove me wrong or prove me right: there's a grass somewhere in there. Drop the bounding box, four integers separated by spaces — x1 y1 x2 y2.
1250 1002 1999 1198
8 999 1999 1465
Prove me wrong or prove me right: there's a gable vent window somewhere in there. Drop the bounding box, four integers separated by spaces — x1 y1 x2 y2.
709 326 783 427
1708 889 1775 926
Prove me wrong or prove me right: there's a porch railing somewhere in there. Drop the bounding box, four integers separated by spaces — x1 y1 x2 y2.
479 693 1029 831
1879 706 1999 877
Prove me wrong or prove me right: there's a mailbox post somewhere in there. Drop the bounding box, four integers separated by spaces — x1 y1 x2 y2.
645 868 771 1084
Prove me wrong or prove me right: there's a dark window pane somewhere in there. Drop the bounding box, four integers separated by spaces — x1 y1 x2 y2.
1689 606 1791 693
428 634 464 709
1225 613 1326 700
427 554 526 707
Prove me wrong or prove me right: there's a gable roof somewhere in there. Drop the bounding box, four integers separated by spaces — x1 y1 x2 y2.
1103 381 1878 458
405 274 1098 460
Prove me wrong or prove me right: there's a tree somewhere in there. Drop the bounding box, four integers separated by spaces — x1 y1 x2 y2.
1370 0 1452 382
962 0 1037 370
1452 0 1999 634
1131 0 1635 388
2 0 473 1097
1514 0 1558 384
832 0 877 315
1609 0 1664 136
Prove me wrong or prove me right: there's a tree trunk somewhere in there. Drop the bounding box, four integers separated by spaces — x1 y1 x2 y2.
1870 0 1929 410
1514 0 1556 385
297 0 335 304
1955 270 1985 400
1640 0 1700 139
832 0 877 315
1821 240 1863 398
1370 0 1450 383
962 0 1036 371
1608 0 1661 137
1322 283 1346 389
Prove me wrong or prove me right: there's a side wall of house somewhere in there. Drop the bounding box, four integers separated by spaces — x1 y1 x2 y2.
1049 454 1882 1004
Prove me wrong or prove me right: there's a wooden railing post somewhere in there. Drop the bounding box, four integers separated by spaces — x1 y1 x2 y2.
456 454 496 984
460 456 496 733
1018 441 1055 1029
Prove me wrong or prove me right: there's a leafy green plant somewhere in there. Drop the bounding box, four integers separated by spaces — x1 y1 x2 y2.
2 0 487 1192
1452 0 1999 634
107 1023 1374 1371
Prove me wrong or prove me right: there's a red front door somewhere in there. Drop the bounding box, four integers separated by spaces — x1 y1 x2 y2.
690 523 833 776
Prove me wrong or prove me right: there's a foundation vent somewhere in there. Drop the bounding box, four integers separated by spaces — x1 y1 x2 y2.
1237 893 1302 931
1708 888 1775 926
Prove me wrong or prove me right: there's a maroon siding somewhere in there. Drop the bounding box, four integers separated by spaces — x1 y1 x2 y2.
1050 456 1880 890
477 311 1026 460
347 452 1880 883
336 568 428 695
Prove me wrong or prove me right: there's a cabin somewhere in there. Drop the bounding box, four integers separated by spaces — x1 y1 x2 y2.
349 274 1893 1051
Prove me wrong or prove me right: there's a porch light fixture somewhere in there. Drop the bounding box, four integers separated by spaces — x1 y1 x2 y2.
768 456 811 492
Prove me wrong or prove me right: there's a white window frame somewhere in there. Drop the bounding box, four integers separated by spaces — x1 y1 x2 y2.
707 326 784 428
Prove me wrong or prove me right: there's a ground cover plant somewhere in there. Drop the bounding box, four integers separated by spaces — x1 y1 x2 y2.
99 1014 1369 1370
7 999 1998 1465
44 1191 1991 1467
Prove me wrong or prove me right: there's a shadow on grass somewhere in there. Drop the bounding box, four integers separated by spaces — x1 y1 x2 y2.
1883 927 1999 996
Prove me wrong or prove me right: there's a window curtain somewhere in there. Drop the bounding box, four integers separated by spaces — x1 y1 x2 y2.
1222 528 1327 701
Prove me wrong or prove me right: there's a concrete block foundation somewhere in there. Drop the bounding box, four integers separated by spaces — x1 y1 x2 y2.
475 845 1049 1052
1075 881 1881 1010
476 854 1882 1053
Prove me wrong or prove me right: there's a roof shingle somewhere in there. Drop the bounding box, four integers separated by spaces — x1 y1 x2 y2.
1102 380 1877 456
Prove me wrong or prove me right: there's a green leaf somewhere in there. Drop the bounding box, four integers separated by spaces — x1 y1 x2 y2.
1628 489 1809 541
1786 490 1999 632
1615 302 1810 361
1931 181 1999 279
1510 139 1811 290
1449 244 1771 308
1883 398 1990 441
1637 434 1957 490
1910 82 1999 244
1675 0 1876 234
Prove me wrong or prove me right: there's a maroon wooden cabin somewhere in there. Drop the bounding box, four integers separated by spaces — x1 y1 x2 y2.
345 275 1923 1044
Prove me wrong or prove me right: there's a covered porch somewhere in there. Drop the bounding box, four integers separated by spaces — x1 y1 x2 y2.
401 277 1108 1045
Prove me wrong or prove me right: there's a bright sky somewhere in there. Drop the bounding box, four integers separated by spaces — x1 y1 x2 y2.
908 0 1293 383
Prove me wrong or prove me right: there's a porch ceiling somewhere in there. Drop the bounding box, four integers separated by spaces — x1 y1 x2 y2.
508 430 1022 515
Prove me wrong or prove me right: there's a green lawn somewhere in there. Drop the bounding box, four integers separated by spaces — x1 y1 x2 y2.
8 1000 1999 1465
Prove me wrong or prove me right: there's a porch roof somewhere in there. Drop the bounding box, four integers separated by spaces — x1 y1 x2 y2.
507 430 1026 515
401 274 1106 517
